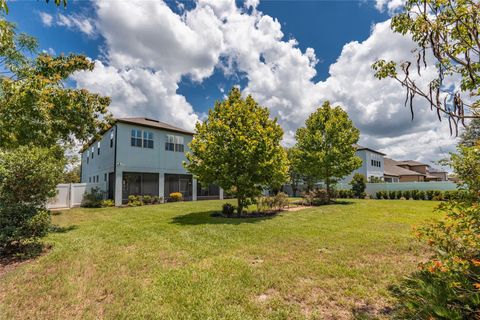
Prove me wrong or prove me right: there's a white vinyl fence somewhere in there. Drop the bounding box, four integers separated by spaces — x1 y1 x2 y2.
337 181 458 198
46 183 87 209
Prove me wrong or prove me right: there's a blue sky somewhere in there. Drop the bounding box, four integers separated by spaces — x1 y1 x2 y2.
6 0 458 163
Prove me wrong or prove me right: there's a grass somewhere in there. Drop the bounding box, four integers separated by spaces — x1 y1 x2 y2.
0 199 440 319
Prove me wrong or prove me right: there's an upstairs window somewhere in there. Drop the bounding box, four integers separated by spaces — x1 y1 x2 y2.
91 147 94 159
97 142 101 155
110 130 114 148
86 151 89 164
165 135 184 152
131 129 142 147
143 131 154 149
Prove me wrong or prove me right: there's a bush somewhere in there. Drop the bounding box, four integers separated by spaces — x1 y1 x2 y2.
376 191 383 199
169 192 183 202
411 189 419 200
426 190 435 200
0 146 64 253
127 195 142 207
350 173 367 198
100 199 115 207
142 195 152 204
81 187 105 208
273 192 289 210
302 188 330 206
404 190 411 200
222 203 235 216
388 190 396 200
418 190 426 200
391 201 480 318
395 190 403 199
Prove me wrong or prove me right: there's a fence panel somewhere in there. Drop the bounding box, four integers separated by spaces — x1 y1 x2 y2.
46 183 87 209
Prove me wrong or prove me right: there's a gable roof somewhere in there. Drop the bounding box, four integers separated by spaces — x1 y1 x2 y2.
354 144 386 156
116 117 195 135
383 158 425 177
395 160 429 167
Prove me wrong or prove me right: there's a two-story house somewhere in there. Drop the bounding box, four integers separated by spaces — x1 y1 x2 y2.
80 117 221 206
341 144 386 183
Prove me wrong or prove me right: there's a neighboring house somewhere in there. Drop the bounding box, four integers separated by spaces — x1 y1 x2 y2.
80 117 221 206
384 158 448 182
341 144 385 183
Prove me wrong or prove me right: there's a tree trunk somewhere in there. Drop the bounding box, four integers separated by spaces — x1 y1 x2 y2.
237 195 243 216
326 179 331 203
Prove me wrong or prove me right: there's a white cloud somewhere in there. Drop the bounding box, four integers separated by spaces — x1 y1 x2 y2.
375 0 405 13
57 13 96 36
38 12 53 27
72 0 457 164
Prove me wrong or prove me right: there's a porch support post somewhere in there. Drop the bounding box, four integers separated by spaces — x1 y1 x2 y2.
114 168 123 207
219 188 224 200
192 178 197 201
159 172 165 203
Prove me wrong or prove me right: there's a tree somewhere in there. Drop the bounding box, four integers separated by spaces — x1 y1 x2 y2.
459 118 480 147
372 0 480 134
286 147 302 197
0 146 64 253
62 165 81 184
295 101 362 200
185 87 289 215
350 173 367 198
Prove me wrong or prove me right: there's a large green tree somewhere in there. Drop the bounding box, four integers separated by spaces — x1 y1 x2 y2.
372 0 480 134
459 118 480 147
185 87 289 215
295 101 362 199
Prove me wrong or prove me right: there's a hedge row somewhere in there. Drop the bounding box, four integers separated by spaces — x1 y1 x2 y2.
375 189 469 201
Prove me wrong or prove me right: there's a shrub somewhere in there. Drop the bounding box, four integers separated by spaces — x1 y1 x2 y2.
222 203 235 216
0 146 64 253
418 190 426 200
388 190 396 200
404 190 411 200
391 201 480 318
411 189 419 200
350 173 367 198
100 199 115 207
169 192 183 202
81 187 105 208
426 190 435 200
376 191 383 199
302 188 329 206
273 192 289 210
127 195 142 207
142 195 152 204
395 190 403 199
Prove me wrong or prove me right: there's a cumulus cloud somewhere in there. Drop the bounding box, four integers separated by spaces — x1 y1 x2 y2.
38 12 53 26
375 0 405 13
72 0 457 163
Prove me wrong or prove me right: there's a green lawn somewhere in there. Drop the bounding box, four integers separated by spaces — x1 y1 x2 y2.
0 200 440 319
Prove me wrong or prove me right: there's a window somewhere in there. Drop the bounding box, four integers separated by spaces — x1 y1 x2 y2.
97 142 101 155
131 129 142 147
174 135 184 152
165 135 184 152
165 135 175 151
143 131 154 149
89 177 91 183
91 147 94 159
371 159 381 167
104 173 107 182
96 175 99 183
86 151 89 164
110 130 114 148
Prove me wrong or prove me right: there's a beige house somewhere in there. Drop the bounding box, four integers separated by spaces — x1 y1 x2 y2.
383 158 448 182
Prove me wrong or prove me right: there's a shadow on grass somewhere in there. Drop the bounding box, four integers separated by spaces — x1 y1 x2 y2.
332 200 355 205
351 303 393 320
171 210 279 225
50 224 78 233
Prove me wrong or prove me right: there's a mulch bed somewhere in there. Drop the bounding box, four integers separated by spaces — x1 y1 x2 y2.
211 205 311 219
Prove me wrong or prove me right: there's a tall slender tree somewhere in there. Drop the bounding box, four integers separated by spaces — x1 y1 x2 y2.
295 101 362 199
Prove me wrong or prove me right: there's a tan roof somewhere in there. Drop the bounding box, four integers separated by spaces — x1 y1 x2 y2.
384 158 425 177
395 160 428 167
117 117 194 135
